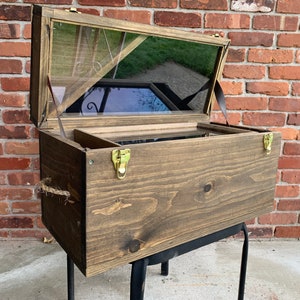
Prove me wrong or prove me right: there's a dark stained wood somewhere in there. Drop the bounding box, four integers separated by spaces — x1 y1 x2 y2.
83 128 280 276
39 131 86 271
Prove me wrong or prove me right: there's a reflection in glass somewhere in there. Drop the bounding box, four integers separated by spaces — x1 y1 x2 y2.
50 21 221 116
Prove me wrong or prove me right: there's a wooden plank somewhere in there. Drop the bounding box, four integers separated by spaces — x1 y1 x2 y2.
30 10 51 127
39 131 87 272
84 131 280 276
74 129 120 149
45 113 210 131
37 5 230 47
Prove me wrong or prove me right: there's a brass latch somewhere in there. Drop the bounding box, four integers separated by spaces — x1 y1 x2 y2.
112 149 131 179
263 133 273 154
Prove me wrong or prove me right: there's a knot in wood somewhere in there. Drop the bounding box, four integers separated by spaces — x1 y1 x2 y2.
128 239 141 253
204 183 213 193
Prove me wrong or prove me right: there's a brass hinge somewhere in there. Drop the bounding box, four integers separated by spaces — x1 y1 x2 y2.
112 149 131 179
263 133 273 155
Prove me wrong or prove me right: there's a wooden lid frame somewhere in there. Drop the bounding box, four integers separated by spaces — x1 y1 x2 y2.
30 5 230 128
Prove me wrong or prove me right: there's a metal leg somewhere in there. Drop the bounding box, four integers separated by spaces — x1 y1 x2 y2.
130 258 149 300
67 255 75 300
161 261 169 276
238 223 249 300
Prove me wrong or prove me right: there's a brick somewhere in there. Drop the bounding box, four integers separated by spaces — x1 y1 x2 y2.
0 201 10 214
24 0 71 4
104 10 151 24
220 81 243 95
2 110 30 124
5 141 39 155
270 66 300 80
248 49 293 64
231 0 275 12
23 23 31 39
0 158 30 170
8 172 40 186
226 48 246 62
10 229 52 239
242 112 286 127
0 173 5 184
0 126 30 139
0 187 33 201
0 231 9 238
154 11 201 27
247 226 273 238
0 23 20 38
269 98 300 112
78 0 125 5
25 60 31 74
129 0 177 8
277 34 300 47
258 212 297 225
253 15 298 31
275 185 299 198
180 0 228 10
0 59 22 74
292 82 300 96
12 201 41 214
287 114 300 126
0 42 31 57
30 158 40 172
1 78 30 92
245 218 256 225
210 111 241 125
271 128 299 140
225 97 268 110
0 217 33 228
277 199 300 211
228 32 273 47
274 226 300 238
0 93 26 107
0 5 31 21
282 170 300 184
76 8 100 16
278 157 300 169
223 65 265 79
205 13 250 29
296 50 300 63
283 142 300 155
277 0 300 14
246 82 289 96
36 216 45 228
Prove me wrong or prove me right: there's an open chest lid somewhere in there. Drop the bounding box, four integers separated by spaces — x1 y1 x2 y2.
30 5 230 129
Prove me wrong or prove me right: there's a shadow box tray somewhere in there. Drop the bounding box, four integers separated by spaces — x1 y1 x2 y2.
30 5 280 277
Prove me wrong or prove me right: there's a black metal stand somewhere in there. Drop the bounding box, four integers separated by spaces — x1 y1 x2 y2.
67 223 248 300
67 255 75 300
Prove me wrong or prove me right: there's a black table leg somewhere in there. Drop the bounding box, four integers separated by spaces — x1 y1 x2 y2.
130 258 149 300
161 261 169 276
67 255 75 300
238 223 249 300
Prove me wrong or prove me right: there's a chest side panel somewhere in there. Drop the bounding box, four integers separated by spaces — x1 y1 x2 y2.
84 131 280 276
39 131 86 272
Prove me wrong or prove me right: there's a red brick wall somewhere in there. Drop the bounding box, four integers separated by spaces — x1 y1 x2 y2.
0 0 299 239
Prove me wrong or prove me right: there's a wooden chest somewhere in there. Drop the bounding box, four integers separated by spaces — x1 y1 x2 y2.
30 5 280 277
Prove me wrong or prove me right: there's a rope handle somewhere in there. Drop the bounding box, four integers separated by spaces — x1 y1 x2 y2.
37 177 75 205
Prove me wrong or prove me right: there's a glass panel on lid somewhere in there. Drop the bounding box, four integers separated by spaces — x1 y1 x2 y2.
49 21 221 116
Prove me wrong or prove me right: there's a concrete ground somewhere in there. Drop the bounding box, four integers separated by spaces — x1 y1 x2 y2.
0 239 299 300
